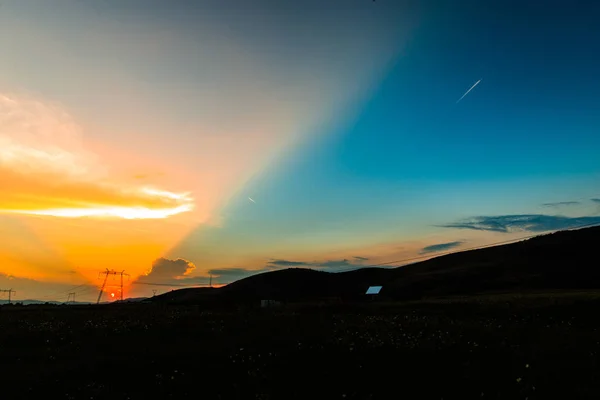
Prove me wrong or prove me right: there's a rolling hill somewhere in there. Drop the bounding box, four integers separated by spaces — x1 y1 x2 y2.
156 226 600 304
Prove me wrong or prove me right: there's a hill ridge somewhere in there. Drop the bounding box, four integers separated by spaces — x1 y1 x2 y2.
156 226 600 304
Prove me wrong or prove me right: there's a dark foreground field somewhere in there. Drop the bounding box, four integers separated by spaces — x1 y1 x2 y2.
2 293 600 399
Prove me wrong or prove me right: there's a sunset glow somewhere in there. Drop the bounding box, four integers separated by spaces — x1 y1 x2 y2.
0 93 195 222
9 205 193 219
1 0 599 303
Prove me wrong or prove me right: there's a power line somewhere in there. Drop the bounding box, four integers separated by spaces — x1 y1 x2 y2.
36 283 91 301
29 222 600 300
371 221 600 268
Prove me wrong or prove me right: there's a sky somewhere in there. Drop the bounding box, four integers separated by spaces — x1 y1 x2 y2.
1 0 599 302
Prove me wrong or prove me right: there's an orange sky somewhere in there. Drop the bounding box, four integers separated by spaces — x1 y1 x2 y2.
0 90 548 300
0 0 412 302
3 1 593 304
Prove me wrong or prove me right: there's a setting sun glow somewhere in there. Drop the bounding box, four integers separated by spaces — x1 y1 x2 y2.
2 0 599 305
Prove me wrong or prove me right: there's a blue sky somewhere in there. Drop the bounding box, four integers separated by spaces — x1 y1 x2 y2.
170 0 600 265
0 0 599 300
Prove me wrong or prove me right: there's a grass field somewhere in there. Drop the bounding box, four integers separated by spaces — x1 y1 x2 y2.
1 293 600 399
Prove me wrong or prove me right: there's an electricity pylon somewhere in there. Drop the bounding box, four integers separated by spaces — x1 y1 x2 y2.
0 289 16 304
67 292 76 304
97 269 129 304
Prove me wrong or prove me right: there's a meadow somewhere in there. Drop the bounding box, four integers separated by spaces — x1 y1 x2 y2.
1 292 599 399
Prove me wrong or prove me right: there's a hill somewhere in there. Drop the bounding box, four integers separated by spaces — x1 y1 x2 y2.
0 300 98 306
156 226 600 304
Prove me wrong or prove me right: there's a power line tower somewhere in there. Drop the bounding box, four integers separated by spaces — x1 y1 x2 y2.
209 273 212 288
0 289 16 304
152 289 157 297
96 269 129 304
67 292 76 304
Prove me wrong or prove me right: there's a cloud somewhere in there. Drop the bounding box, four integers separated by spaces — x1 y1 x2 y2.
268 258 369 271
208 267 275 283
0 94 194 219
267 259 311 267
420 241 464 254
207 260 364 285
317 259 357 269
137 258 196 282
542 201 580 207
129 272 209 298
439 214 600 233
591 199 600 204
203 257 376 285
133 276 208 287
209 268 272 277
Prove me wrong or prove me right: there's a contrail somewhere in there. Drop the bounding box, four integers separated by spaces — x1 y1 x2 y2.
456 79 481 104
248 197 256 204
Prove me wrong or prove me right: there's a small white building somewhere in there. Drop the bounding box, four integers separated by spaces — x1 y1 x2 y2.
366 286 382 295
261 299 283 308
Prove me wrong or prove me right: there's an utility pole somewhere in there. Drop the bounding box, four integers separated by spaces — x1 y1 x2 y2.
67 292 76 304
97 269 129 304
209 273 212 288
0 289 16 304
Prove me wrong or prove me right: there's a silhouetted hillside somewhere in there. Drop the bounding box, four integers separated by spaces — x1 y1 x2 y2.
156 226 600 304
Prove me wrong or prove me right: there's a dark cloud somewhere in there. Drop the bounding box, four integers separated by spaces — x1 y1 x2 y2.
133 276 208 287
208 268 271 277
439 214 600 233
317 259 357 269
267 259 311 267
269 258 366 270
208 267 275 283
542 201 580 207
264 257 370 272
138 258 196 281
591 199 600 204
420 241 464 254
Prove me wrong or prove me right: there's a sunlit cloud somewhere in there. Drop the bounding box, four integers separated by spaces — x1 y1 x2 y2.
138 257 196 281
10 204 193 220
0 94 194 220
